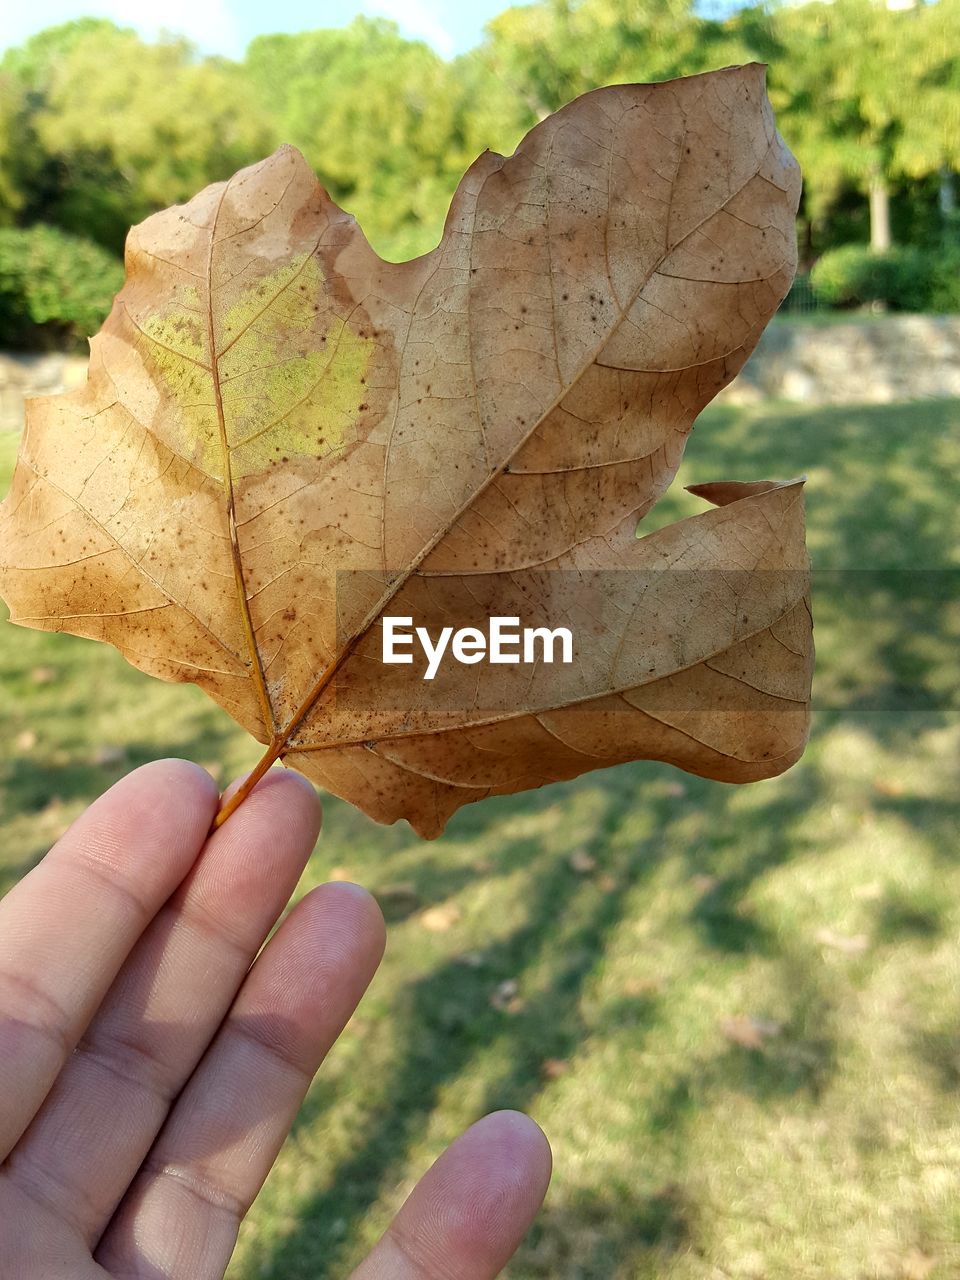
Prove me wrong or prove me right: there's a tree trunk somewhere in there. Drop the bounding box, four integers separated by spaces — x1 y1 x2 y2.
939 167 956 216
869 174 892 252
800 213 815 269
940 166 956 239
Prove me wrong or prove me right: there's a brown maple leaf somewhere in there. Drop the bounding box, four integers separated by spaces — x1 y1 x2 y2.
0 65 812 837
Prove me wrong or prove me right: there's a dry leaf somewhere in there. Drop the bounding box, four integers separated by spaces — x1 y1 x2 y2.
690 873 719 894
541 1057 570 1080
0 66 810 837
900 1247 936 1280
375 882 421 920
568 848 598 874
420 902 461 932
376 881 420 908
852 881 883 901
815 927 869 955
15 729 37 752
40 795 62 820
721 1014 782 1049
874 777 906 798
29 666 56 685
623 975 662 996
490 978 524 1013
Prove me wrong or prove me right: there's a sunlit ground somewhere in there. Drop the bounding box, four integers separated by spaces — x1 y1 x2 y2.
1 398 958 1278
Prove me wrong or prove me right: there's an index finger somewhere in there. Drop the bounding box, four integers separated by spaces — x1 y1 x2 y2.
0 759 218 1158
350 1112 552 1280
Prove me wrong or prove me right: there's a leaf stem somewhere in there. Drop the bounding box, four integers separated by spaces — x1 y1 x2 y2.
212 735 286 829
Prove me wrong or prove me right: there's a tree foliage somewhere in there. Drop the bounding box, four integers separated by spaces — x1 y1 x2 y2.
5 22 275 252
0 72 812 834
244 20 526 259
484 0 756 117
0 4 954 309
0 223 124 346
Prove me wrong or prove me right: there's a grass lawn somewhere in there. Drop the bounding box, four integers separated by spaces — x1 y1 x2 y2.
768 308 951 327
1 396 958 1278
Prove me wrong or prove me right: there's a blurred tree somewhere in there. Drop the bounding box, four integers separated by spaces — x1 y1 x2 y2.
0 17 121 83
766 0 954 253
482 0 754 118
245 18 526 260
0 2 953 303
3 21 274 252
0 73 23 226
0 20 124 239
893 0 960 243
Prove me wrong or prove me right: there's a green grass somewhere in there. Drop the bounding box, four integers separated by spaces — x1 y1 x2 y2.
1 397 959 1278
769 307 953 327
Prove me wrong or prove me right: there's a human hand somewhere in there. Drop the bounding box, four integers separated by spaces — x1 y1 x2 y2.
0 761 551 1278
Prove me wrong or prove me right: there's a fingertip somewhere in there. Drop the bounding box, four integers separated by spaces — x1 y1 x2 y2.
479 1110 553 1184
255 766 323 829
125 758 221 810
214 767 322 859
332 880 387 959
447 1110 553 1216
221 765 321 827
61 758 219 857
41 759 222 913
388 1108 552 1276
300 880 387 967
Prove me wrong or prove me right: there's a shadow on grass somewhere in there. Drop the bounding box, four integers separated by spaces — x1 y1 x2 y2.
0 717 243 894
522 1183 696 1278
258 753 841 1279
1 400 956 1277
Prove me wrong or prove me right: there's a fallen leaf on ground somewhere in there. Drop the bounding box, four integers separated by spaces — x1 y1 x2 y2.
541 1058 570 1080
690 873 719 894
874 777 906 797
490 979 524 1013
815 927 869 955
376 881 419 904
852 881 884 901
420 902 461 932
623 975 662 997
15 730 37 751
900 1247 936 1280
721 1014 783 1049
568 849 598 874
29 666 56 685
0 66 809 837
375 882 421 919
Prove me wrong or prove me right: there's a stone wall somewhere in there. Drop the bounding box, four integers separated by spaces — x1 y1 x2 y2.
1 314 958 431
0 351 88 432
719 314 960 406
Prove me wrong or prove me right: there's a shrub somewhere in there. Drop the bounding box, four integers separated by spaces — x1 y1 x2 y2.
926 248 960 313
810 244 960 313
778 271 820 315
0 225 124 349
